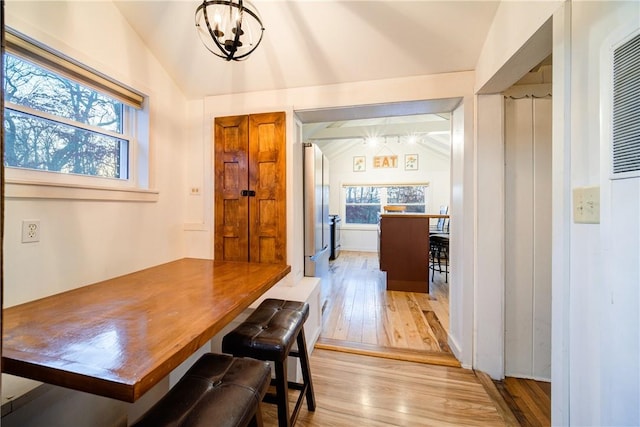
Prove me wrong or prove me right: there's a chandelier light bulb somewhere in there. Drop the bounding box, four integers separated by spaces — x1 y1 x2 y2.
195 0 264 61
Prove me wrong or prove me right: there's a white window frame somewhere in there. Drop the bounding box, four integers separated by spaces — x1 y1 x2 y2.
342 183 430 228
3 29 157 201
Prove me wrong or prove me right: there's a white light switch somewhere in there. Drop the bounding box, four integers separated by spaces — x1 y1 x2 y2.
573 186 600 224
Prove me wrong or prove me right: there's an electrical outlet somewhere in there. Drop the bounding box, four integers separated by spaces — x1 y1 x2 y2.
22 220 40 243
190 187 201 195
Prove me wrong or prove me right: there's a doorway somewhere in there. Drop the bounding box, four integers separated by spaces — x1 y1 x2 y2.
503 60 552 382
295 99 459 365
504 94 552 380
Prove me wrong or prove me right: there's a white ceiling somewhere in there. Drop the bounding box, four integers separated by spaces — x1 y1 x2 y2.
114 1 500 155
308 112 452 159
114 0 500 100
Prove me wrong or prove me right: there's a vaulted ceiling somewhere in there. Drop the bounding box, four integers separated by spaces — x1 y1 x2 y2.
304 112 452 159
114 1 500 99
114 1 500 154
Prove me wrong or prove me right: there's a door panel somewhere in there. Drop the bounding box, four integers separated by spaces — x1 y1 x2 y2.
504 96 552 380
249 112 286 264
214 115 249 261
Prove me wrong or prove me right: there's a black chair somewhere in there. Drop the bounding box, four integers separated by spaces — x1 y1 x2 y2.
430 205 449 234
132 353 271 427
429 234 450 283
222 299 316 427
429 213 450 283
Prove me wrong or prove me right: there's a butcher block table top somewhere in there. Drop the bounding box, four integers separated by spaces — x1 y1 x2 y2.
2 258 291 402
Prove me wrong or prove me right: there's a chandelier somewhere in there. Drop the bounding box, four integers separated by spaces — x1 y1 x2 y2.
195 0 265 61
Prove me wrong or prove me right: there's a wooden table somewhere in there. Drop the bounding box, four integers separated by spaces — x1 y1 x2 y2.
2 258 291 402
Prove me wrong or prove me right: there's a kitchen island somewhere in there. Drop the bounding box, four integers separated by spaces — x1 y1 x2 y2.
378 213 448 293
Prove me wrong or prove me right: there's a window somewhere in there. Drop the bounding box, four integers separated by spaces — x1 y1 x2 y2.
343 184 428 224
3 29 151 199
345 186 381 224
4 53 129 178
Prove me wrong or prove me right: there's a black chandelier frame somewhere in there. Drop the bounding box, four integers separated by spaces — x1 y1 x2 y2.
195 0 265 61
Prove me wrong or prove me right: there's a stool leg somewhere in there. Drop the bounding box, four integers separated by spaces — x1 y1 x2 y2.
274 361 291 427
296 328 316 411
444 248 449 283
248 403 265 427
429 247 435 282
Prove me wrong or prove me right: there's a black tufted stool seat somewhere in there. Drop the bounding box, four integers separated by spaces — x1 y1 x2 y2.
222 299 316 427
132 353 271 427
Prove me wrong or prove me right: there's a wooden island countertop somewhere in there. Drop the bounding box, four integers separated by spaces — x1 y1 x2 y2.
378 214 449 292
2 258 291 402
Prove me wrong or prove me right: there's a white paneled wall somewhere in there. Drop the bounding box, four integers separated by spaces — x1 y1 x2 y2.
504 96 552 380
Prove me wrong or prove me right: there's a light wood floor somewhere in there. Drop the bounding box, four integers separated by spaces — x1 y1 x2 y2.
316 251 457 366
262 252 549 427
495 377 551 427
261 348 509 426
277 250 551 426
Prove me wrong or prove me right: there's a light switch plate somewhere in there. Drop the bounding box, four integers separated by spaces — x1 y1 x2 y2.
573 186 600 224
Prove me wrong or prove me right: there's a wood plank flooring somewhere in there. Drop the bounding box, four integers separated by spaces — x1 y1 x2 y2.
317 251 456 366
261 349 509 426
494 377 551 427
306 250 551 426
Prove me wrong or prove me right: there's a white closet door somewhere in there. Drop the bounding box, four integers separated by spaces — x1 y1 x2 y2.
532 98 552 378
504 96 552 380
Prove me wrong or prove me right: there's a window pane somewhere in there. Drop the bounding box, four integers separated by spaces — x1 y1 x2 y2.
346 204 381 224
345 186 380 203
4 53 123 132
345 186 381 224
4 109 128 178
387 186 426 204
404 205 426 213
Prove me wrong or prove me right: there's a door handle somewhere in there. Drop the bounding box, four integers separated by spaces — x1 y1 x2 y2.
241 190 256 197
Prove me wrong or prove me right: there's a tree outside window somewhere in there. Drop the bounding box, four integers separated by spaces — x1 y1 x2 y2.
345 186 381 224
344 184 428 224
3 53 129 179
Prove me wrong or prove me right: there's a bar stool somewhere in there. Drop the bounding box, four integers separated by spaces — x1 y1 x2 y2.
429 215 450 283
222 299 316 427
429 234 450 283
132 353 271 427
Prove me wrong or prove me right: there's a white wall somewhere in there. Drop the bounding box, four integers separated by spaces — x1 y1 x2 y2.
322 140 450 252
4 1 189 305
475 0 562 93
565 2 640 425
550 5 572 424
3 1 190 423
473 94 505 378
449 98 475 368
479 1 640 424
